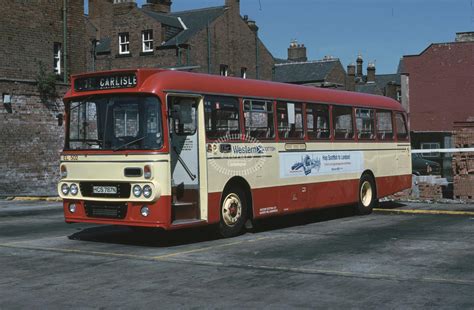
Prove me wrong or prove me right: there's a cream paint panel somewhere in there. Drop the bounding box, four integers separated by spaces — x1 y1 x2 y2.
197 97 209 221
58 154 172 201
206 142 411 193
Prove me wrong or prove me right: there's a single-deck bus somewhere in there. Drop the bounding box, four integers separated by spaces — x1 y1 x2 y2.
58 69 411 237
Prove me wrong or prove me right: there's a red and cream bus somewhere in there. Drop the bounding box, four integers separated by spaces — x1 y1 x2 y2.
58 69 411 237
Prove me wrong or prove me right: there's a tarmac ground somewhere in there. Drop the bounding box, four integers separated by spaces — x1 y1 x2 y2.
0 199 473 308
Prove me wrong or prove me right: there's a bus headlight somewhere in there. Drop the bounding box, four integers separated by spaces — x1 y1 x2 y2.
70 184 79 196
143 185 152 198
61 183 70 195
133 185 142 198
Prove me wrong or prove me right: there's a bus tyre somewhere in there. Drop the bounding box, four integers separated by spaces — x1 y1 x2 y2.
219 188 248 238
356 174 377 215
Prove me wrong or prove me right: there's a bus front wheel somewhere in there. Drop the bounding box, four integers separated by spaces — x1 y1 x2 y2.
356 174 377 215
219 188 248 238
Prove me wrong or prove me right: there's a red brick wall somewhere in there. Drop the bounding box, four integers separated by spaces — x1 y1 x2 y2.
403 42 474 132
0 0 86 79
0 81 67 196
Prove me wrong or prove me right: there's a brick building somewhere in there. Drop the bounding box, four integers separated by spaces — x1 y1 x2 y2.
88 0 275 80
0 0 87 196
273 41 346 88
401 32 474 180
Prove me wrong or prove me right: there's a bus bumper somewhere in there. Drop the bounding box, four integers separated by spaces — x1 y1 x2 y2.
63 196 173 229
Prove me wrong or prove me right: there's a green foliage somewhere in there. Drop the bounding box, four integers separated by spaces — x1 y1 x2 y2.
36 62 58 108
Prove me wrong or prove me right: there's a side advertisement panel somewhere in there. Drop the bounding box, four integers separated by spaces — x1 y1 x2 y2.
280 151 364 178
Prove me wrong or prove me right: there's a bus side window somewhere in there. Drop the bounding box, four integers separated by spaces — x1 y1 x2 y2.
277 102 303 140
306 104 330 140
395 112 409 141
243 99 274 139
376 110 394 141
355 108 375 140
333 106 354 140
204 96 240 140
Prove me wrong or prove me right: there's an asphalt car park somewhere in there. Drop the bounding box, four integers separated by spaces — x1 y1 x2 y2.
0 200 473 308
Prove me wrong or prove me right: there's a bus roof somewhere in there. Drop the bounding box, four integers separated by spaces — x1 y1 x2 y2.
65 69 405 111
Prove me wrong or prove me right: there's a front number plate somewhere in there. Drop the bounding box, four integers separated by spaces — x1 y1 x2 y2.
93 186 118 194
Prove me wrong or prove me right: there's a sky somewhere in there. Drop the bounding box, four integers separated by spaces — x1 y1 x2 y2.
85 0 474 74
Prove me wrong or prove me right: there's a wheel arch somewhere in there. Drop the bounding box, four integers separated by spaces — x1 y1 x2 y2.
221 176 254 219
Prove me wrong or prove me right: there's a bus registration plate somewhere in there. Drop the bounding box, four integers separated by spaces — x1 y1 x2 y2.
93 186 118 194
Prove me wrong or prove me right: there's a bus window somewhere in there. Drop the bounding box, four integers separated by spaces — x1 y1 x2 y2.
277 102 303 139
376 110 393 141
204 96 240 140
170 97 196 135
333 106 354 140
395 112 409 140
306 104 330 140
355 108 375 140
243 100 274 139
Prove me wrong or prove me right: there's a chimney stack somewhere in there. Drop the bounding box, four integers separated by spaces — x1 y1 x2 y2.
346 63 356 91
225 0 240 14
288 40 307 62
367 62 376 83
113 0 137 15
356 54 363 78
142 0 172 14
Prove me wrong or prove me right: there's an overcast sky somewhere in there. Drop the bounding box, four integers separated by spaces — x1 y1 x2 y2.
85 0 474 74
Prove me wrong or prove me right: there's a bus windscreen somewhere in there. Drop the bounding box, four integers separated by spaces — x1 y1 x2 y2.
66 95 163 151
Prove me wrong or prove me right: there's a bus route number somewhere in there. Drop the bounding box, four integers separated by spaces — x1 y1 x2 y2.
64 155 79 161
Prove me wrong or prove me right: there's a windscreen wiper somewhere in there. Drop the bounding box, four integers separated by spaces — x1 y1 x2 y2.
113 136 146 152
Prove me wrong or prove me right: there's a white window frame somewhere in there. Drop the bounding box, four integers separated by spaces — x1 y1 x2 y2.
220 64 229 76
54 42 62 75
241 67 247 79
119 33 130 55
421 142 440 158
142 30 153 53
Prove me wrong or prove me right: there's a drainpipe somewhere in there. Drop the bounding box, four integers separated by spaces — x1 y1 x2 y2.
63 0 68 83
207 21 211 74
255 30 260 80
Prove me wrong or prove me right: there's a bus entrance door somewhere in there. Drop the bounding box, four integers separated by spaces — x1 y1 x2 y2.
168 96 202 224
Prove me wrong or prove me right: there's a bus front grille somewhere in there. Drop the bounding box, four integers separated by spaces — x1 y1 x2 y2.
80 182 131 198
84 202 127 219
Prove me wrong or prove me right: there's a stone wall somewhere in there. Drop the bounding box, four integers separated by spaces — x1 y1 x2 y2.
0 80 66 196
452 121 474 201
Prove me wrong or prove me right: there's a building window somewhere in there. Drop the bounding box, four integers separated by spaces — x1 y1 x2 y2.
241 67 247 79
142 30 153 53
396 90 402 102
54 42 62 75
421 142 440 158
220 64 229 76
119 32 130 55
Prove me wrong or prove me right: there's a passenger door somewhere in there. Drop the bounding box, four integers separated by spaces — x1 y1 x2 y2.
168 95 206 224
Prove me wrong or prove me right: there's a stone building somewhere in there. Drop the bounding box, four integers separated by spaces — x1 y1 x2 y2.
88 0 275 80
0 0 87 196
273 41 346 88
401 32 474 181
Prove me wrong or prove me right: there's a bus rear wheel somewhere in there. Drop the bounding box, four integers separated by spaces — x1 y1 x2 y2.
356 174 377 215
219 188 247 238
